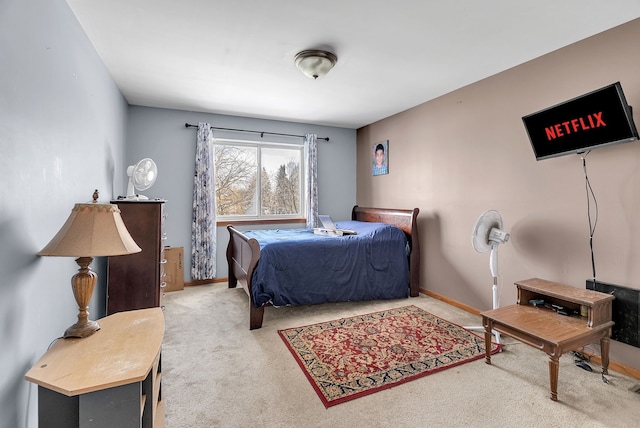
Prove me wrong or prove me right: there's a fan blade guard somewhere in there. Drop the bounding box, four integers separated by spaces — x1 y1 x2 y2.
133 158 157 190
472 210 503 253
125 158 158 199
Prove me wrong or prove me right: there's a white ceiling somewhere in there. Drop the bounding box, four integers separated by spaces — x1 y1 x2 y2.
66 0 640 129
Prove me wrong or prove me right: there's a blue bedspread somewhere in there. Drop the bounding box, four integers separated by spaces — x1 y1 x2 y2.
244 221 409 307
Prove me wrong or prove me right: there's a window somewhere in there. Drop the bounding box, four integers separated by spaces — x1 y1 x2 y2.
214 139 304 220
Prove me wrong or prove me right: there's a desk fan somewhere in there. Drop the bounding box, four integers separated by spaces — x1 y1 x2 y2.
126 158 157 200
465 210 510 343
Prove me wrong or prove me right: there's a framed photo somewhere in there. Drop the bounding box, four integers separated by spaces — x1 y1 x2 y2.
372 140 389 176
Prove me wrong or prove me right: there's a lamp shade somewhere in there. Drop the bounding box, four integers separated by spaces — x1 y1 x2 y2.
38 203 141 257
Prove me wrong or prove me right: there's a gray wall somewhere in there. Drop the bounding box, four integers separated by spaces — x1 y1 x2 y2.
0 2 356 425
0 1 355 424
0 1 129 427
126 106 357 280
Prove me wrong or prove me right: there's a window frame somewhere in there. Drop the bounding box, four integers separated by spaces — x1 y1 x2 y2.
213 137 306 222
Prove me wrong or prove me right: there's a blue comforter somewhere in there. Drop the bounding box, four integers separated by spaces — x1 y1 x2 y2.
244 221 409 307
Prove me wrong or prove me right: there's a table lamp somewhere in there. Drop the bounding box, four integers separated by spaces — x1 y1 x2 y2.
38 190 141 338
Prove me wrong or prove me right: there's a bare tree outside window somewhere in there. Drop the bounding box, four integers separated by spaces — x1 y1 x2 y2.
214 140 303 219
260 166 274 215
214 145 257 216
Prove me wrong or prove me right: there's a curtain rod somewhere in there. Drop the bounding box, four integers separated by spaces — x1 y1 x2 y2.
184 123 329 141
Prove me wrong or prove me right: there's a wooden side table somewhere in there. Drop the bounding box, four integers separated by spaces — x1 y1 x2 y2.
25 308 164 427
481 278 614 401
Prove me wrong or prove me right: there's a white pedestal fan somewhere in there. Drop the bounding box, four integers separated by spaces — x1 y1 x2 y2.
465 210 510 344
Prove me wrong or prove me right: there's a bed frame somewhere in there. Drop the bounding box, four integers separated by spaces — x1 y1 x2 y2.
226 206 421 329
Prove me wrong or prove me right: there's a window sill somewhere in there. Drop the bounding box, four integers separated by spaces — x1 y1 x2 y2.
216 218 307 227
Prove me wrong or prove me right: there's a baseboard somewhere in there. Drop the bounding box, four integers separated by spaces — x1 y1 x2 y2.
583 354 640 380
420 288 482 316
419 287 640 381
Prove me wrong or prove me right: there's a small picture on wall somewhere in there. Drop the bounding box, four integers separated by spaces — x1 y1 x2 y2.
372 140 389 176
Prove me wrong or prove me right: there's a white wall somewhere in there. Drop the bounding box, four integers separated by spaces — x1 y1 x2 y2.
126 106 357 280
0 1 129 427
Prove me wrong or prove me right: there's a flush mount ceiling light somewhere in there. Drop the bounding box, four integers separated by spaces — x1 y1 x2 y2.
294 49 338 79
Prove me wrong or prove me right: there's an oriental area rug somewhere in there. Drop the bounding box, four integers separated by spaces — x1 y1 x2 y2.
278 305 502 407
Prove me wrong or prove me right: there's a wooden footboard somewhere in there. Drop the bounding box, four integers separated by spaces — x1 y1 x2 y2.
226 225 264 329
227 206 421 329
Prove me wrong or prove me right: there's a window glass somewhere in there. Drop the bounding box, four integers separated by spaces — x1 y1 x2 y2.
214 140 303 219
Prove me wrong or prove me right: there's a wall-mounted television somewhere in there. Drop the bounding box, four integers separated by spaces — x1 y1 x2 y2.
522 82 638 161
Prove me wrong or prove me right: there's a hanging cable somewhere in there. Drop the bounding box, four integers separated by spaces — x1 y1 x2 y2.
184 123 329 141
580 151 598 283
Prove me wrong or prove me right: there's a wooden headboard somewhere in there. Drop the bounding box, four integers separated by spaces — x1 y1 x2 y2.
351 206 420 297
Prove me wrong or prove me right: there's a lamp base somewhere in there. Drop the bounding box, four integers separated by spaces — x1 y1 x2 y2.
64 320 100 339
64 256 101 339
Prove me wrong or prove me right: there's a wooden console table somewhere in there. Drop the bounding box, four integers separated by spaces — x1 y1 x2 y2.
25 308 164 427
481 278 614 401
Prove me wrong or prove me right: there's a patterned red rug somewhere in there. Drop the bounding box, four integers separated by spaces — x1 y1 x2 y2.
278 305 501 407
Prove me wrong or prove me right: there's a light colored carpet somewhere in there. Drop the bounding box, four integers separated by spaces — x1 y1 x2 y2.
161 283 640 428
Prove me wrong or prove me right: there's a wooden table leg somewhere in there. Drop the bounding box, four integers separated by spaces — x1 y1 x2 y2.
483 317 492 365
600 336 610 375
548 353 560 401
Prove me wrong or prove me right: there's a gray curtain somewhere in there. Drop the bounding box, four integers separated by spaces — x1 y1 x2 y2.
304 133 319 228
191 122 216 280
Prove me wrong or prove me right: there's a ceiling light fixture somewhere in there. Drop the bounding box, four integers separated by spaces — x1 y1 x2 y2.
294 49 338 80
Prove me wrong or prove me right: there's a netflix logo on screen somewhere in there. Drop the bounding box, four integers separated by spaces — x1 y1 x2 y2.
544 112 606 141
522 82 638 160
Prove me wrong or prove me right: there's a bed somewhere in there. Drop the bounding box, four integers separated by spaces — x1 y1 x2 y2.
226 206 420 329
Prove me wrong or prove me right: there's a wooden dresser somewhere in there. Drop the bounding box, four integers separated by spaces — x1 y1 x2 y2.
25 308 164 427
108 200 166 314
